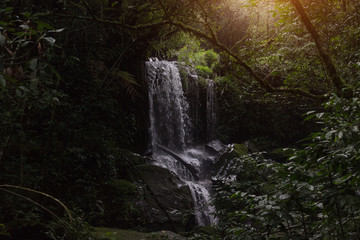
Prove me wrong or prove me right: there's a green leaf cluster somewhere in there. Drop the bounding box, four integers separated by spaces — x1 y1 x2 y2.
172 35 220 78
214 90 360 239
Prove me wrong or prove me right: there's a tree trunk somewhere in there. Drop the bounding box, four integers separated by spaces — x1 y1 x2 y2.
342 0 347 12
290 0 345 94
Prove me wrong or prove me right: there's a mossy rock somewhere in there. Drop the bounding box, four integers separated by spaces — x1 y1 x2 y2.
107 179 137 195
119 148 146 166
149 231 187 240
233 143 248 156
183 225 222 239
220 143 247 160
212 143 247 177
92 228 187 240
177 64 189 91
92 228 149 240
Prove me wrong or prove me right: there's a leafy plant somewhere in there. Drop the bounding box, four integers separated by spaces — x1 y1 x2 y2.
46 214 92 240
215 89 360 239
0 0 145 238
172 36 220 78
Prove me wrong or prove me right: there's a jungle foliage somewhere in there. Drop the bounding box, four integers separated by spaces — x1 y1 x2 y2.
0 0 149 239
208 92 360 240
1 0 360 239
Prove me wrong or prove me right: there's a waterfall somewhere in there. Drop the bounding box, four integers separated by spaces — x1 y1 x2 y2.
146 59 217 226
147 60 189 152
206 79 216 141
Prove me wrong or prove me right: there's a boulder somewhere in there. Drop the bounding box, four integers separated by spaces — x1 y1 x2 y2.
205 139 226 155
212 143 248 180
135 164 194 232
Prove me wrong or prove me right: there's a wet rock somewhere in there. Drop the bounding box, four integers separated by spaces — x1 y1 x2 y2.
135 164 194 232
205 139 226 155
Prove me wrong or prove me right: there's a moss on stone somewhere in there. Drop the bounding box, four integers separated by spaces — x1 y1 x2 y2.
233 143 248 156
92 228 186 240
212 143 248 177
119 148 146 166
92 228 149 240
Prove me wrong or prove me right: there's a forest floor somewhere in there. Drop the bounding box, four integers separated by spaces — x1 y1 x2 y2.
92 227 187 240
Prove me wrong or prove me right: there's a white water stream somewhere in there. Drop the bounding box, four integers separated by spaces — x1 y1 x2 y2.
146 59 217 226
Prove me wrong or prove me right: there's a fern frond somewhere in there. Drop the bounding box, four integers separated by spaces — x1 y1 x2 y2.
109 69 141 100
115 70 139 86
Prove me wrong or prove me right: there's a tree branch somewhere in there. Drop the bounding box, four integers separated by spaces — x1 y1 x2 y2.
51 13 171 31
170 21 328 99
49 12 328 100
290 0 345 93
0 184 72 222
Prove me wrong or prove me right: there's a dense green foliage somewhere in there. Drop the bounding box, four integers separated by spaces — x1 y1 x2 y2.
0 0 150 239
210 92 360 239
1 0 360 239
171 36 220 78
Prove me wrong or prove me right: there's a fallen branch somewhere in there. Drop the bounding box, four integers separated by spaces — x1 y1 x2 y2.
0 184 72 222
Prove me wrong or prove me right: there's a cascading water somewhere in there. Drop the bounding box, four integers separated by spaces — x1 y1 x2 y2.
147 59 189 152
146 59 217 226
206 79 216 141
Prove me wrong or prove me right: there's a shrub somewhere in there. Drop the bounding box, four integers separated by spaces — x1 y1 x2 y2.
215 90 360 239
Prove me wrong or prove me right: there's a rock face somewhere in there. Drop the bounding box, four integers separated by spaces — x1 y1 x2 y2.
205 139 226 155
212 143 248 180
135 164 194 232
